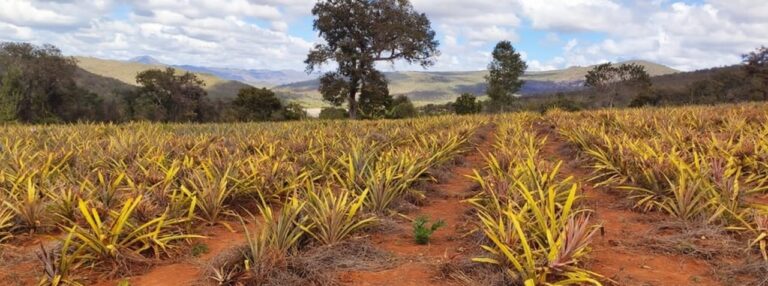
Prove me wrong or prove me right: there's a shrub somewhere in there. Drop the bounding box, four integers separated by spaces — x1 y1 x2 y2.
281 102 308 121
453 93 482 115
388 95 417 119
233 87 283 122
628 93 661 107
412 216 445 244
319 107 348 120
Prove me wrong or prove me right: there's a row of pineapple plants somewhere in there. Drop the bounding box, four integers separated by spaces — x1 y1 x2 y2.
466 113 603 285
549 103 768 261
0 116 484 284
208 116 486 284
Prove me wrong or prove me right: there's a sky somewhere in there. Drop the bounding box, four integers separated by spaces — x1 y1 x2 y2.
0 0 766 72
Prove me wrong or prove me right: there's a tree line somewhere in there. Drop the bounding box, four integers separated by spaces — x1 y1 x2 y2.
0 42 310 124
446 45 768 115
2 0 767 123
0 43 102 123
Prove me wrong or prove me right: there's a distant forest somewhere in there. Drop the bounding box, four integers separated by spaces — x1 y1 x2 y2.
1 41 766 124
511 64 768 113
424 47 768 116
0 42 310 124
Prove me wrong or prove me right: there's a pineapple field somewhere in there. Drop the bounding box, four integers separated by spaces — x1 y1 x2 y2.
1 103 767 286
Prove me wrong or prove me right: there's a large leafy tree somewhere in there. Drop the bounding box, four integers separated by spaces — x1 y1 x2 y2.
0 67 21 121
358 70 392 119
0 42 97 123
743 46 768 100
306 0 439 119
585 62 651 107
134 68 208 122
486 41 527 111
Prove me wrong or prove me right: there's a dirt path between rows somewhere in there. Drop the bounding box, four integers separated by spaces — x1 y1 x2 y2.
339 124 496 286
535 122 722 286
95 223 248 286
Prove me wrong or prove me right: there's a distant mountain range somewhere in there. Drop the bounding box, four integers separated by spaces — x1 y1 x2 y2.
173 65 314 87
72 55 679 107
129 55 164 65
75 56 251 100
126 56 313 87
274 60 679 106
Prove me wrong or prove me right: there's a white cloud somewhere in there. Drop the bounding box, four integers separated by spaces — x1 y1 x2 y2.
0 0 99 28
406 0 522 71
0 0 766 72
0 0 314 70
707 0 768 22
527 60 560 71
558 1 768 70
0 22 34 41
465 26 518 43
518 0 633 34
130 0 282 21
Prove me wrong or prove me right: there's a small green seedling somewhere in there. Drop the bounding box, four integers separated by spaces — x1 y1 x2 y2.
413 216 446 245
191 243 209 257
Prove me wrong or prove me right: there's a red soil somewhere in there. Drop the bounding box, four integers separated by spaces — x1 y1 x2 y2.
95 223 248 286
340 125 496 286
536 123 722 286
0 249 40 286
0 233 61 286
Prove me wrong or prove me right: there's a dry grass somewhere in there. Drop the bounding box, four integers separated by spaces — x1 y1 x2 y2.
715 260 768 286
639 220 744 260
438 257 510 286
205 239 396 286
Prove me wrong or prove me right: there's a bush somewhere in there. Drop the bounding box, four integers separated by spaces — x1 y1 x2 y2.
453 93 482 115
233 87 283 122
281 102 308 121
539 94 584 113
388 95 416 119
629 93 661 107
319 107 348 120
417 103 453 116
412 216 445 245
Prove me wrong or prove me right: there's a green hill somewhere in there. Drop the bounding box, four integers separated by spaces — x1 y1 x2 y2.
72 56 678 107
74 57 251 100
73 68 135 99
275 60 679 107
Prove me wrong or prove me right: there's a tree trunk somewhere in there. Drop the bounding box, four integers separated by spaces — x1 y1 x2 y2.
763 77 768 101
348 77 360 119
609 90 617 108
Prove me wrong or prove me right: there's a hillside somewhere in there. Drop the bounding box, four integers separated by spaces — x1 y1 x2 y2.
72 56 678 107
174 65 313 87
73 68 136 99
275 60 679 107
515 64 747 110
74 57 251 100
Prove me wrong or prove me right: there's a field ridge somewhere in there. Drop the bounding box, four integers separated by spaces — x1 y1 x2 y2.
535 122 721 285
339 123 496 285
